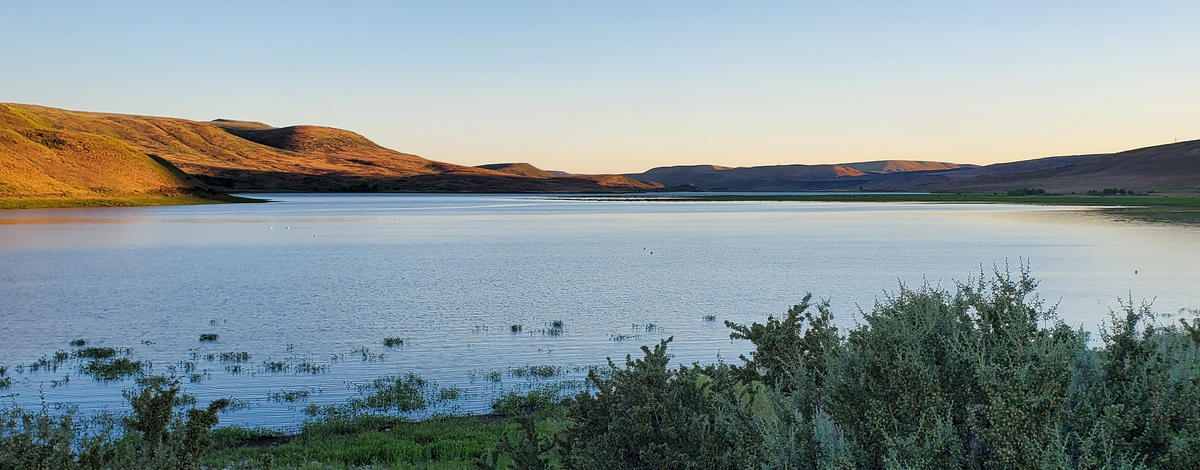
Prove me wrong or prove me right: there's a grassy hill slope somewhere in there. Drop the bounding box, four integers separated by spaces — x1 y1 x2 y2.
0 104 234 208
0 104 661 202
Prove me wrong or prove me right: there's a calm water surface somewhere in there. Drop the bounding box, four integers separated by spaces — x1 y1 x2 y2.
2 194 1198 428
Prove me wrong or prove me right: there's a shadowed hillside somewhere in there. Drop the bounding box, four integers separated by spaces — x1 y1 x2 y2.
629 160 971 191
629 141 1200 193
912 139 1200 192
0 103 661 201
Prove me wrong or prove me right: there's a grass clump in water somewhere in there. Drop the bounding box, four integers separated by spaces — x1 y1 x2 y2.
351 373 430 414
703 314 717 321
382 337 404 347
439 387 462 401
198 333 219 342
508 365 563 379
205 351 251 363
295 362 328 375
511 324 522 333
269 389 312 403
492 388 562 416
69 338 87 347
81 357 145 381
74 346 119 359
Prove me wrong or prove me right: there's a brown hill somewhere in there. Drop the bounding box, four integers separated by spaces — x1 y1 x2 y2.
629 161 969 191
0 103 218 204
0 103 661 198
919 140 1200 192
476 162 556 178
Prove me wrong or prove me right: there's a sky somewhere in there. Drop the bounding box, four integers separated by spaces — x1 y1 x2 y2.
2 1 1199 174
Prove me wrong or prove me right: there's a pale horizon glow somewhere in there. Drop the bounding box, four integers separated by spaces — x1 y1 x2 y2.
2 1 1198 174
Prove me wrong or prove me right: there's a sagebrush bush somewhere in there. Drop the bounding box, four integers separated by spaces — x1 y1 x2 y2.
531 267 1200 469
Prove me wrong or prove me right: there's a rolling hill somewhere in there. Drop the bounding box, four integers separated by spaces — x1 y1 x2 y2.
0 104 225 207
628 160 973 191
627 141 1200 193
0 103 660 206
5 101 1197 209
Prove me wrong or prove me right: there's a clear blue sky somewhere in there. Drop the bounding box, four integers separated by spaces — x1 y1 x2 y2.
3 1 1198 173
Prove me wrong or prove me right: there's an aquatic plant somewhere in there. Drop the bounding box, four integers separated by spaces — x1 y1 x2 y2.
511 324 523 333
198 333 219 342
82 357 145 381
295 361 328 374
703 314 717 322
262 361 289 373
491 388 561 416
508 365 563 379
206 351 251 363
439 387 462 401
74 346 119 359
383 337 404 347
269 389 311 403
351 346 385 362
69 338 86 347
347 373 430 415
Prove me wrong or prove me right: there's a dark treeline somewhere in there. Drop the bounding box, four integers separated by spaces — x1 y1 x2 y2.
493 269 1200 469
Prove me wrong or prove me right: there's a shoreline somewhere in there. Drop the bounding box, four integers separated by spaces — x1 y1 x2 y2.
0 193 266 210
568 192 1200 225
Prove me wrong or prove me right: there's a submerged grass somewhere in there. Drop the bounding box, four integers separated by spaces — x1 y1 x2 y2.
81 357 146 381
74 346 121 359
382 337 404 347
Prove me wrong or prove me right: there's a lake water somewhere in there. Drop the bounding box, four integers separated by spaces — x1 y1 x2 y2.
2 194 1199 429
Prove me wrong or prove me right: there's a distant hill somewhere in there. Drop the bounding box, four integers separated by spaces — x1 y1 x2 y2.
628 160 973 191
474 162 655 189
6 101 1196 208
0 103 661 205
476 162 556 178
628 141 1200 193
903 140 1200 192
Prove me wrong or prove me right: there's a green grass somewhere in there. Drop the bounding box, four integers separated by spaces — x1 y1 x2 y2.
81 357 146 381
0 193 263 210
202 412 562 469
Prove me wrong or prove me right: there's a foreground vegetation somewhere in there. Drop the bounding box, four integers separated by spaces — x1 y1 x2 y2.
3 269 1199 469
